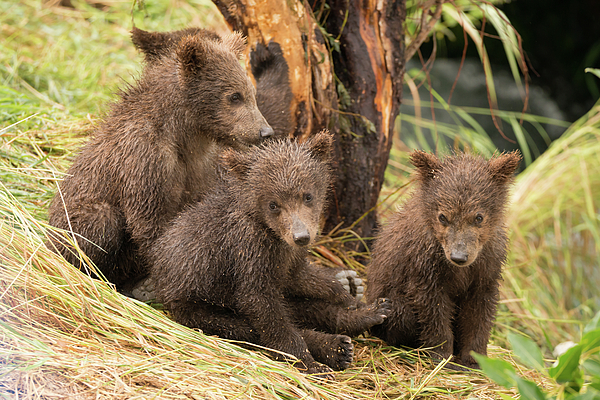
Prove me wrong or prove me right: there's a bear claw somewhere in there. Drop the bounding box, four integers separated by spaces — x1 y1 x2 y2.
335 270 365 300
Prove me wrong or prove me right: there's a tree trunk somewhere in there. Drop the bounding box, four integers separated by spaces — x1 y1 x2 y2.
212 0 406 243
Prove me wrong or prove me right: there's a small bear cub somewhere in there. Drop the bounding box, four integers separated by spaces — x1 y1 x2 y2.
131 26 294 137
367 150 521 369
48 29 274 294
150 131 391 378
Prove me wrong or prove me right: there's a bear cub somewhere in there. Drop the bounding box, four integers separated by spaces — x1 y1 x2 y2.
150 131 391 378
131 27 293 138
48 30 273 293
367 150 521 369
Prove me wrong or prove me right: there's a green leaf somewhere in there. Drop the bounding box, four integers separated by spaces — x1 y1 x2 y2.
583 359 600 376
549 344 583 383
516 377 547 400
508 332 546 371
585 68 600 80
581 329 600 354
472 352 517 389
584 311 600 334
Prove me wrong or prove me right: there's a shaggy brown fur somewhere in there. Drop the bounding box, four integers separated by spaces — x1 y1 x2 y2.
132 27 293 137
248 40 293 136
366 150 521 369
150 131 391 378
48 30 273 293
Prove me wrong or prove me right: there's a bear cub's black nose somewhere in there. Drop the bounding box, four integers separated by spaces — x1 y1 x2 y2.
260 125 274 138
450 251 468 265
293 232 310 246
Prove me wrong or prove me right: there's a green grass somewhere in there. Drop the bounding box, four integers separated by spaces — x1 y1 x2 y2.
2 0 599 398
2 1 134 123
0 0 224 129
502 103 600 350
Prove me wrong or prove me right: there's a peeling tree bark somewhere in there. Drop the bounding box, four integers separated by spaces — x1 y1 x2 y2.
212 0 406 243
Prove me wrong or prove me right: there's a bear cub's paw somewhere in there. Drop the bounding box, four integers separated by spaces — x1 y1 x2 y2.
450 355 480 371
334 270 364 301
322 334 354 371
344 298 392 335
129 276 156 302
363 297 393 325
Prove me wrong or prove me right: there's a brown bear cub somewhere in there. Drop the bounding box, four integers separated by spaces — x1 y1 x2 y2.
366 150 521 369
150 131 391 378
48 30 274 293
131 27 293 137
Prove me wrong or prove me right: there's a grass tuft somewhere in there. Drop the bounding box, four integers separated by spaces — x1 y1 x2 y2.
501 102 600 352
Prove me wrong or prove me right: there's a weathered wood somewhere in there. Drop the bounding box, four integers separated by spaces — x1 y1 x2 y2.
212 0 406 243
212 0 335 137
320 0 405 241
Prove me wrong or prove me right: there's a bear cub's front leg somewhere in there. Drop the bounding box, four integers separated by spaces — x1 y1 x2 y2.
287 261 392 337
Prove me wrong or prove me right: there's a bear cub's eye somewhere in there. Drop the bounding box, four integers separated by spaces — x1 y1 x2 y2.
229 93 243 103
438 213 449 225
303 193 313 204
474 214 484 225
268 201 280 212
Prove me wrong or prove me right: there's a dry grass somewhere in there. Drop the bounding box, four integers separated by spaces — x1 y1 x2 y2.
0 124 531 399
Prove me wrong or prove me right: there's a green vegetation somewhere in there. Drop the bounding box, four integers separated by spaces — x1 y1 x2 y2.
1 0 599 398
475 314 600 399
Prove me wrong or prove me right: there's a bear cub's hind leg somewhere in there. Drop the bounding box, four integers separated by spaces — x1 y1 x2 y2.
48 200 126 283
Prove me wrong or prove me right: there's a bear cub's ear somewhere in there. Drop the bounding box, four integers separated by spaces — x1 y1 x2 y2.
488 150 521 182
132 27 221 63
176 35 211 77
221 31 247 60
131 27 174 62
176 32 246 78
410 150 441 180
306 130 334 164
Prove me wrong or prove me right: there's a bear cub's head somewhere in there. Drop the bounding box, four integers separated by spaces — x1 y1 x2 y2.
132 27 274 149
222 130 333 248
410 150 521 267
